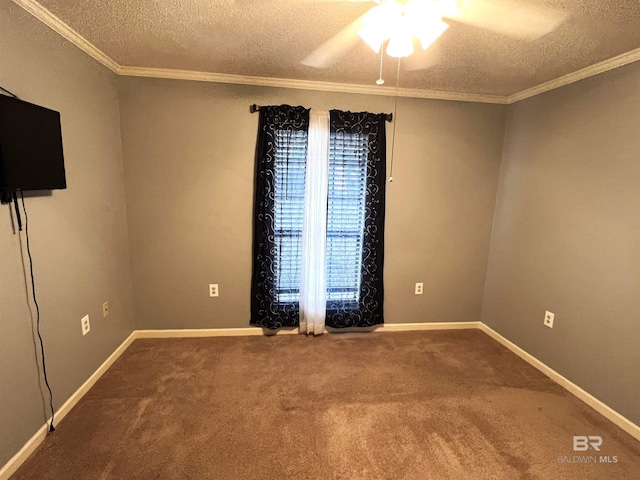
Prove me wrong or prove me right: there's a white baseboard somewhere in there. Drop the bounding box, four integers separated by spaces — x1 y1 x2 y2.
379 321 480 331
0 424 48 480
3 322 638 479
136 322 481 338
54 331 138 422
0 331 137 480
136 327 298 338
479 323 640 442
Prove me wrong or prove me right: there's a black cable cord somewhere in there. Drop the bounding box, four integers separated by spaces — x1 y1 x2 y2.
0 85 18 98
20 191 56 432
12 192 23 231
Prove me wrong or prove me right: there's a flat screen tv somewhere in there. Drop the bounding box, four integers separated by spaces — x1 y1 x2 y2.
0 95 66 196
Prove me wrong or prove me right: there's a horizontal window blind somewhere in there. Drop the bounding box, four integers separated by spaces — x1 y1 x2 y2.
273 129 367 307
273 129 307 304
327 132 367 305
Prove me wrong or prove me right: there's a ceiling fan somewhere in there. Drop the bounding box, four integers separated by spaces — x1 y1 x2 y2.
301 0 568 69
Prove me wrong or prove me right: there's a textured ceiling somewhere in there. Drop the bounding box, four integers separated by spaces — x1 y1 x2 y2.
29 0 640 97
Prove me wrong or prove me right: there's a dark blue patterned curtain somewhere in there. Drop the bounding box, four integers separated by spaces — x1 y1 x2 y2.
250 105 309 329
250 107 386 330
326 110 387 328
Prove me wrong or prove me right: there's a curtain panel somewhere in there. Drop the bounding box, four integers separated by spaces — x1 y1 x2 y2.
299 110 330 335
250 105 309 329
326 110 387 328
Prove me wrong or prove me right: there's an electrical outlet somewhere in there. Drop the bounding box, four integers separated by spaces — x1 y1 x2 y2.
544 311 554 328
102 301 109 318
209 284 219 297
415 282 423 295
81 315 91 336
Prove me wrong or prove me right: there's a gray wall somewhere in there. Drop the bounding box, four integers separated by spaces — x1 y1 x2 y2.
482 62 640 425
0 1 135 468
118 79 507 329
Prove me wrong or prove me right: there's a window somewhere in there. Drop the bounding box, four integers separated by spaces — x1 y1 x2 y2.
251 106 386 330
272 129 367 306
326 131 367 306
273 129 306 304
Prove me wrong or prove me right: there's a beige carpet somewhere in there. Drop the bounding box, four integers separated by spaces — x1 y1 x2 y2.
11 330 640 479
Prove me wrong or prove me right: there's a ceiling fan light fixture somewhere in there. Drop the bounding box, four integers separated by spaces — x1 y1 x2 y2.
358 0 452 59
386 31 414 58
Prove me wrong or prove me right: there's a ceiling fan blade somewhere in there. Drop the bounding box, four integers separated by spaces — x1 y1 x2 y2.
404 42 443 71
301 13 369 68
446 0 567 40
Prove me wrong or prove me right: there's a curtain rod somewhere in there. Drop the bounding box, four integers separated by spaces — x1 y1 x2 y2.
250 104 392 122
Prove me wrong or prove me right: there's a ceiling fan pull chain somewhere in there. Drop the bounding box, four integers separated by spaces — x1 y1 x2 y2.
388 57 401 183
376 48 385 85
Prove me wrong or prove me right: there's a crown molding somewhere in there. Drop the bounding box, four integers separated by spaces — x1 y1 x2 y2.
13 0 640 105
13 0 120 73
508 47 640 103
118 65 509 104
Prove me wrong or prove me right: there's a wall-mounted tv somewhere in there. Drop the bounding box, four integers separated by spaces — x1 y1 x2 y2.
0 95 66 197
